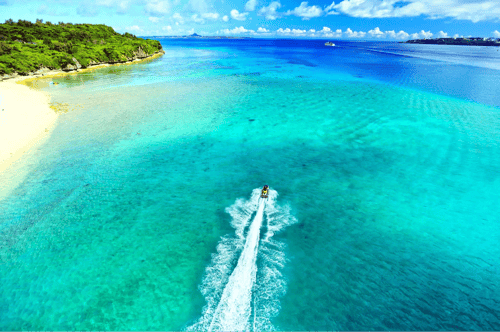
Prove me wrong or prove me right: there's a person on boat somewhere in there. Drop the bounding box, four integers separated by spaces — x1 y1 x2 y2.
261 185 269 197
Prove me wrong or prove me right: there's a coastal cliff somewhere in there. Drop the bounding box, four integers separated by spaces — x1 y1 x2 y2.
0 20 164 80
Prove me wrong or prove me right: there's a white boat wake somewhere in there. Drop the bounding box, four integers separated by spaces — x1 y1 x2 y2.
188 188 297 331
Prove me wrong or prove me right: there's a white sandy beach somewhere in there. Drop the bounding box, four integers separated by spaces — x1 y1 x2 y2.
0 79 58 174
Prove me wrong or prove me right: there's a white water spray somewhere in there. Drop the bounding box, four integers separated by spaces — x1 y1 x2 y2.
208 199 265 331
188 188 297 331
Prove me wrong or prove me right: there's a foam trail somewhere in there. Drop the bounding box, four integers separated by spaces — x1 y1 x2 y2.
188 188 297 331
208 199 265 331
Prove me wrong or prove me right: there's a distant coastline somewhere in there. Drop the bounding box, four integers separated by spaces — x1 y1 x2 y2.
402 37 500 46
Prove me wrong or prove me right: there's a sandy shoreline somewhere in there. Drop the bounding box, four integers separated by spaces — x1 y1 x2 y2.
0 51 165 177
0 78 58 175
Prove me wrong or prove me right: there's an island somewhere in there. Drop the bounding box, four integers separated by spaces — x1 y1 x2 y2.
402 37 500 46
0 19 165 79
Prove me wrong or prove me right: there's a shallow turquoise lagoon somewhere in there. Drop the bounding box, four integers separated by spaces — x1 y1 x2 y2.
1 39 499 330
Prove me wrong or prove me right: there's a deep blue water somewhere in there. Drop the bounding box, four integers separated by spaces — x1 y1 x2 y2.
1 38 500 330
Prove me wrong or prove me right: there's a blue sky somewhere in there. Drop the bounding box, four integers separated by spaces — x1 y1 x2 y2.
1 0 500 39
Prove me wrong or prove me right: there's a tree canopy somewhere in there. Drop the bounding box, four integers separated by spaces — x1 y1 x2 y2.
0 20 163 75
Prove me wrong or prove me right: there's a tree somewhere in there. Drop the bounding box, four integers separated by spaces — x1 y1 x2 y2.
0 42 13 55
5 19 14 24
124 32 136 39
17 19 34 27
23 34 36 43
36 18 44 25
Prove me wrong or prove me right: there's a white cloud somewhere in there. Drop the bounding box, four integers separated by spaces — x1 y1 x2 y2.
162 25 172 31
406 30 433 39
149 16 160 23
202 12 219 20
365 28 415 40
230 9 249 20
328 0 500 23
36 3 70 16
37 4 47 13
222 15 229 21
145 0 170 16
419 30 433 39
286 2 323 20
453 33 461 38
309 27 342 38
385 30 410 39
96 0 114 6
77 4 99 16
191 14 204 23
258 1 282 20
493 30 500 38
172 13 184 24
275 26 343 38
333 0 393 18
245 0 258 11
188 0 209 14
345 27 366 38
325 0 336 13
327 28 343 37
277 28 291 34
126 25 144 33
368 27 384 38
116 1 130 14
436 30 449 38
220 26 255 34
257 27 269 33
276 28 308 35
94 0 130 14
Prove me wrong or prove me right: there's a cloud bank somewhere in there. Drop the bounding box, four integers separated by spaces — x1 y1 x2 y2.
217 25 444 40
327 0 500 23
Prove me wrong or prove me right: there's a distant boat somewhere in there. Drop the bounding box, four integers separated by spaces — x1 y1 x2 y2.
325 42 335 46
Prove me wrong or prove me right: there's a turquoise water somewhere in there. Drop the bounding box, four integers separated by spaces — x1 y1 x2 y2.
1 39 500 330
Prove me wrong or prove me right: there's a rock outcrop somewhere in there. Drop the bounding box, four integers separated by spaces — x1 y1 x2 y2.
133 47 148 59
62 58 82 72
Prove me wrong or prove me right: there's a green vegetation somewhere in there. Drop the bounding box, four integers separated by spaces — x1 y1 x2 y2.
0 19 163 75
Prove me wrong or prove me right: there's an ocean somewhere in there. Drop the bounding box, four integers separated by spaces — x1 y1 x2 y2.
1 39 499 330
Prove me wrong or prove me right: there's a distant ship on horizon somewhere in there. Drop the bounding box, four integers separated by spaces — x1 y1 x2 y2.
325 42 335 46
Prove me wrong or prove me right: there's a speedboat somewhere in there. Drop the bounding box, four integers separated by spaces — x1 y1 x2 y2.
325 42 335 46
261 185 269 198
